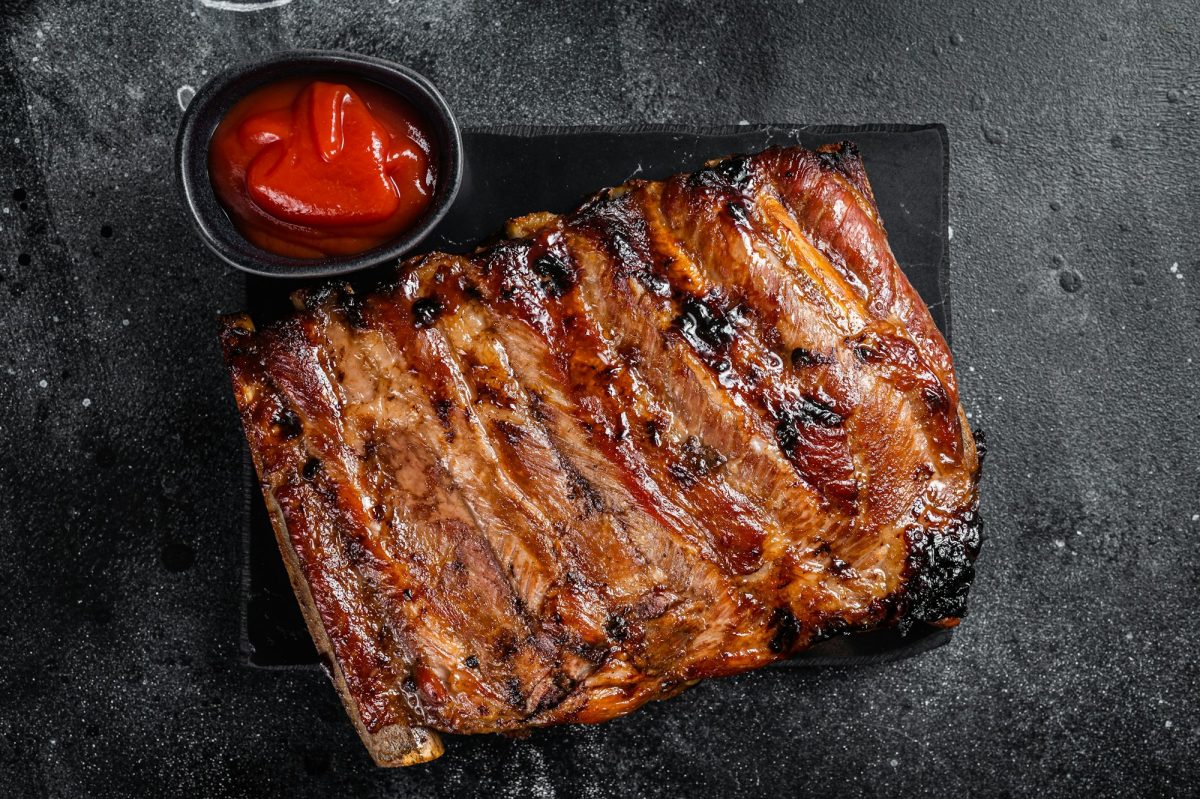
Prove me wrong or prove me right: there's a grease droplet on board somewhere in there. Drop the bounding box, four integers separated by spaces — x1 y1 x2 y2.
982 124 1008 145
1131 269 1147 286
1059 269 1082 293
950 32 964 46
176 85 196 111
1049 200 1061 212
1051 254 1066 268
1110 133 1126 149
1166 89 1182 103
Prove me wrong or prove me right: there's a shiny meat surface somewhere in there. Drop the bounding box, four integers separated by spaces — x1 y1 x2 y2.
219 143 982 765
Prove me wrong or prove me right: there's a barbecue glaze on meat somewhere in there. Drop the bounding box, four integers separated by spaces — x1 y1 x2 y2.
220 144 982 766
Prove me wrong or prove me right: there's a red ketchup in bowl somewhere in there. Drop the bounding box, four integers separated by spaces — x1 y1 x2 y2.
209 77 437 259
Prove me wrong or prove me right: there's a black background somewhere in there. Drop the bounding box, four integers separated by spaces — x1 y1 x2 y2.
1 2 1197 797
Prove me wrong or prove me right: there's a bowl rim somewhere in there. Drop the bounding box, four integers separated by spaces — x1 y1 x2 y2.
174 49 463 279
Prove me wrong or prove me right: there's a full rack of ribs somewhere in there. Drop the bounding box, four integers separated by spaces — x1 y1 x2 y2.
219 143 982 766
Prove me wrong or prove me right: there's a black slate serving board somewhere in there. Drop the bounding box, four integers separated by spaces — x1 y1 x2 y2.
241 123 951 669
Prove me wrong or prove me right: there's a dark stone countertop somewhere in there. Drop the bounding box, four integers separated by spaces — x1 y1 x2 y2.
0 1 1196 796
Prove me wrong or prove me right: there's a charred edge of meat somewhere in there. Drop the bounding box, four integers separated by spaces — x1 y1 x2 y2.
767 607 803 654
668 436 727 487
532 674 577 715
815 141 859 170
272 406 302 440
725 200 749 224
790 347 831 369
433 397 454 432
644 420 663 447
302 457 322 480
690 154 754 190
675 296 735 355
412 296 444 328
922 385 949 412
604 613 629 642
773 396 845 457
973 427 988 464
899 509 983 631
532 253 576 298
300 283 367 328
218 320 254 358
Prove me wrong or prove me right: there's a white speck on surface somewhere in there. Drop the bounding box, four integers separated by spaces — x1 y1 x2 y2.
1165 720 1173 729
196 0 293 11
1054 539 1066 548
176 85 196 111
738 119 750 126
122 319 130 326
889 758 899 767
1125 632 1134 641
1192 514 1199 522
82 398 92 408
39 379 48 388
948 225 954 240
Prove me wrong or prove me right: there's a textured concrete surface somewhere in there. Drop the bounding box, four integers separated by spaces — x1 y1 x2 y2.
1 1 1197 796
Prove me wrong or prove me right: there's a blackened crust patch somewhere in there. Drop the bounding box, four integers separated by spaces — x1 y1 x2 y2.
676 296 735 355
533 253 576 298
767 607 803 654
412 296 444 328
900 509 983 629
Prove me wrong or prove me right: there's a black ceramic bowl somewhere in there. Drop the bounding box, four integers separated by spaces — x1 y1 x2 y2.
175 50 463 279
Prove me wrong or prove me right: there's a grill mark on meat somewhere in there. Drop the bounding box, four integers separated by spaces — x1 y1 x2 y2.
845 322 964 462
638 184 860 507
414 300 639 676
564 209 775 576
326 294 569 729
652 157 947 569
472 237 757 684
486 222 762 579
426 260 718 696
262 318 444 730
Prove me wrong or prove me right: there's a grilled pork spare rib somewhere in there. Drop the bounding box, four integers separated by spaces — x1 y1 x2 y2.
219 143 982 766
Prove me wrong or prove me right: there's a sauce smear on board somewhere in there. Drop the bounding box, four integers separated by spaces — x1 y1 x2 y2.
209 77 437 259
